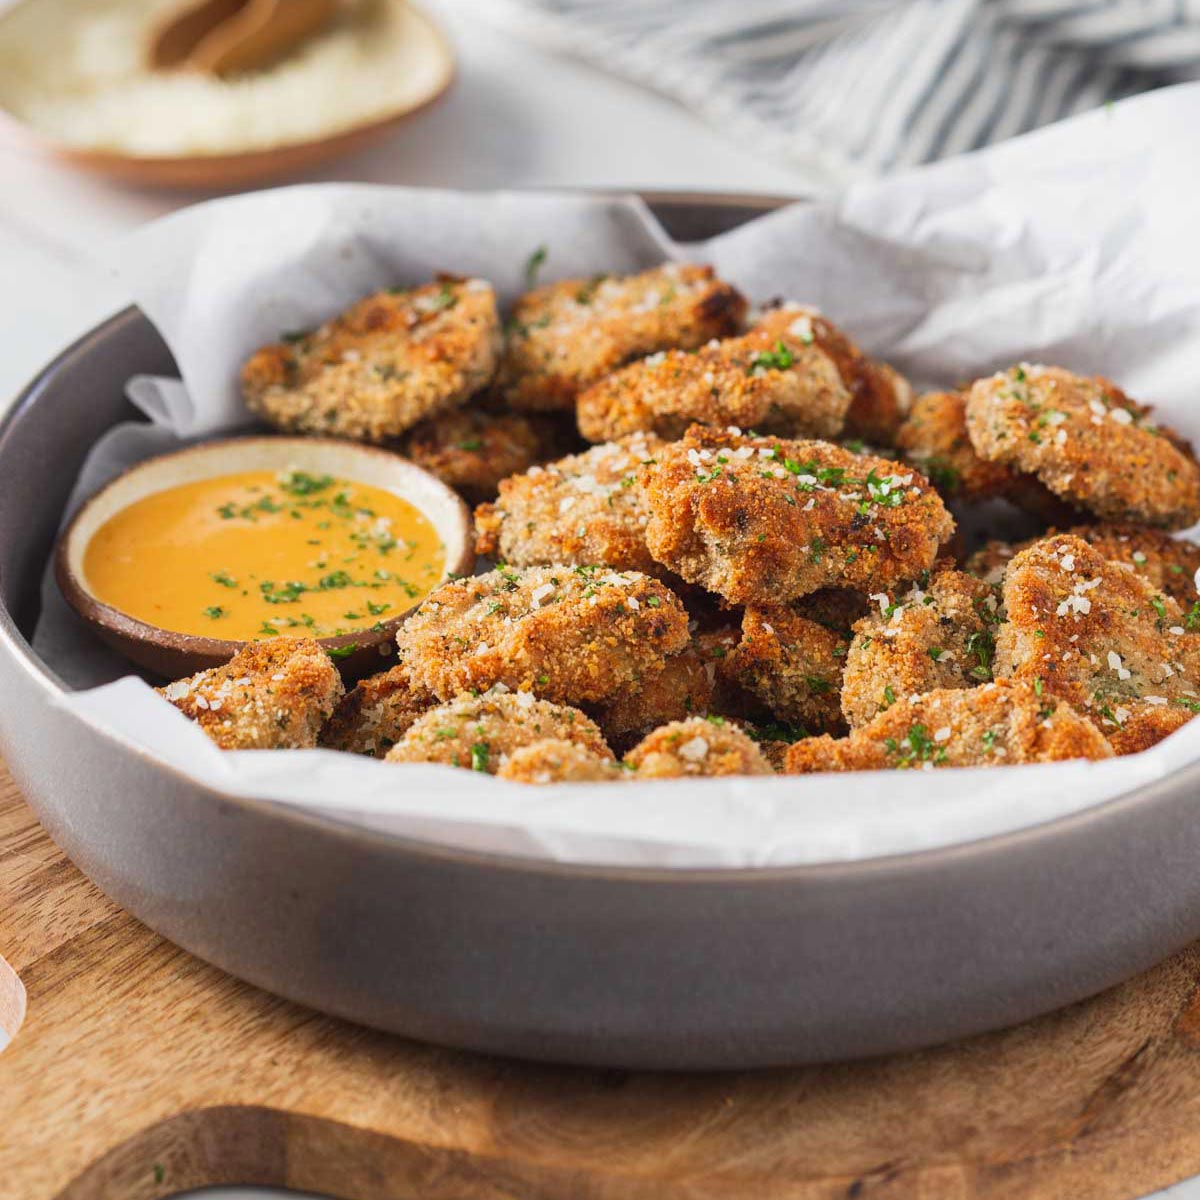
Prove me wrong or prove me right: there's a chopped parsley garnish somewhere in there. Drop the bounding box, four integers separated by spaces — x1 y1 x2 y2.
964 628 995 681
747 340 795 374
431 282 458 310
278 470 334 496
202 605 226 619
210 570 238 588
575 274 607 305
326 644 358 661
524 245 548 288
470 742 490 772
882 685 897 709
457 438 484 451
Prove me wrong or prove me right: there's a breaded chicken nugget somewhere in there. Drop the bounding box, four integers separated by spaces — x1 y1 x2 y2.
474 432 663 574
575 305 851 443
402 406 577 501
627 717 773 778
319 662 434 758
640 427 954 606
896 390 1079 520
965 366 1200 529
995 535 1200 734
241 278 501 442
694 625 764 720
497 739 626 784
840 569 999 728
967 525 1200 605
1104 702 1195 756
396 565 689 704
777 305 911 445
160 638 343 750
722 606 847 731
1047 525 1200 610
588 643 714 750
497 264 746 412
386 690 611 772
785 680 1112 773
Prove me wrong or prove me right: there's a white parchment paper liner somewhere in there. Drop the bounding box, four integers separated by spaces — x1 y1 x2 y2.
33 84 1200 867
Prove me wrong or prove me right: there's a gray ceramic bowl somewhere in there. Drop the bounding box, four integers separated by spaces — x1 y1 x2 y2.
3 193 1200 1071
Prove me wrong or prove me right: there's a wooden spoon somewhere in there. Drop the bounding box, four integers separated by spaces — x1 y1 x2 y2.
148 0 337 76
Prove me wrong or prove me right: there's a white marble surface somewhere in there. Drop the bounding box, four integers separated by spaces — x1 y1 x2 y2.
0 4 1192 1198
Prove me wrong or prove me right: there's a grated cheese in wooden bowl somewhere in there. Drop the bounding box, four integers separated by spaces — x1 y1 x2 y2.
0 0 451 157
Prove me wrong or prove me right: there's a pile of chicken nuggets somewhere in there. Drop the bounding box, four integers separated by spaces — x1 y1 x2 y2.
163 260 1200 782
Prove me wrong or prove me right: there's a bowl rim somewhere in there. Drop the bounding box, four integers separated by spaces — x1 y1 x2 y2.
53 433 474 667
4 206 1198 886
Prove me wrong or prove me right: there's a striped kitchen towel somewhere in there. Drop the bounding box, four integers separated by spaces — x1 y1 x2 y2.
466 0 1200 182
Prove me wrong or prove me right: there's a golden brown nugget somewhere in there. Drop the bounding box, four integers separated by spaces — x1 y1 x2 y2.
1046 524 1200 610
995 535 1200 733
588 644 714 750
785 680 1112 773
723 606 847 731
474 432 664 574
965 365 1200 529
160 638 343 751
626 717 773 778
968 525 1200 605
497 739 626 784
241 278 502 441
396 565 689 704
497 263 746 412
319 662 434 758
387 691 611 773
640 426 954 606
575 305 851 443
402 406 576 500
841 569 999 728
785 307 912 444
1104 702 1195 756
895 390 1078 521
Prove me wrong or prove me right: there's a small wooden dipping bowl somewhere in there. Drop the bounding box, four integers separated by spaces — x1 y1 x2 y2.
55 436 473 680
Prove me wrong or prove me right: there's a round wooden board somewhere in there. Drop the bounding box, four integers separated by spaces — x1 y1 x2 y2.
4 756 1200 1200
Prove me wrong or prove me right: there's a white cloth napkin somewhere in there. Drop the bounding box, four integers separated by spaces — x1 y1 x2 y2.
458 0 1200 185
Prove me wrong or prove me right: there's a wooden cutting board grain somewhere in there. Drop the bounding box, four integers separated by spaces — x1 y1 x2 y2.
5 755 1200 1200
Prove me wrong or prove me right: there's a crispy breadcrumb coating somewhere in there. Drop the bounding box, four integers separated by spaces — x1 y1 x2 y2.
965 366 1200 529
396 565 690 704
785 680 1112 772
159 638 343 750
970 524 1200 607
841 569 1000 727
1105 702 1194 756
575 305 851 443
588 643 714 750
497 263 746 412
627 717 773 778
474 432 664 574
497 739 625 784
779 305 911 444
995 535 1200 736
640 426 954 605
386 690 611 772
402 406 576 500
241 278 502 441
723 606 847 731
319 662 434 757
895 390 1078 521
